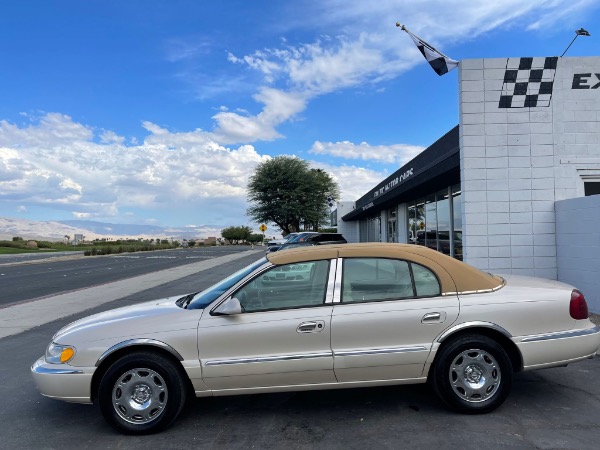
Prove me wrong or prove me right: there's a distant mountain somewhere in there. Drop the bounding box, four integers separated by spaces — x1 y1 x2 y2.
58 220 165 236
0 217 223 241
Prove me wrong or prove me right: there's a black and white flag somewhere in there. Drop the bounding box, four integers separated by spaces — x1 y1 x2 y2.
397 24 458 76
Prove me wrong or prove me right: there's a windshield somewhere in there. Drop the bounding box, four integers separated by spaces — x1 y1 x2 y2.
187 257 267 309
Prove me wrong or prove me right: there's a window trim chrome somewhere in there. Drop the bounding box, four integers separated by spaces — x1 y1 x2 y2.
325 258 338 304
332 257 343 303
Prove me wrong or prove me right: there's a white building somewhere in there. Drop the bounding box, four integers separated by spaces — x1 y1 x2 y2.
337 56 600 312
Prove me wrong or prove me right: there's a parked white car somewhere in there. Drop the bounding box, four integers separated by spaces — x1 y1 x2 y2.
32 243 600 434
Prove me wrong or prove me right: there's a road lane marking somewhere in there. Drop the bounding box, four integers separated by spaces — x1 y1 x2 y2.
0 250 262 339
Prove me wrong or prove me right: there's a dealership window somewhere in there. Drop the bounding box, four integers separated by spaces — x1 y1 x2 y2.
584 182 600 196
387 207 397 242
452 185 463 260
359 215 381 242
407 184 462 260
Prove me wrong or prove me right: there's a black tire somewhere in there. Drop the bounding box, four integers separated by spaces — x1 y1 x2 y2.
98 351 188 434
430 334 512 414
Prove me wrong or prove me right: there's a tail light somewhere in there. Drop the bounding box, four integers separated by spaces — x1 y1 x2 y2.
570 289 589 320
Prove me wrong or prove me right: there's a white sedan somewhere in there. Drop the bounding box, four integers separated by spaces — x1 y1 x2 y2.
32 243 600 434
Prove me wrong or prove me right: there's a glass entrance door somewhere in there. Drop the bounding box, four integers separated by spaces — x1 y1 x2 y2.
387 208 397 242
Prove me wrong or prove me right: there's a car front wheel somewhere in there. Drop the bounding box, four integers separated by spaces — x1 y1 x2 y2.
431 334 512 413
98 351 187 434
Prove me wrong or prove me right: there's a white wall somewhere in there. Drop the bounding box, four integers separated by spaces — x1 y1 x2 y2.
556 195 600 313
459 56 600 279
336 202 360 243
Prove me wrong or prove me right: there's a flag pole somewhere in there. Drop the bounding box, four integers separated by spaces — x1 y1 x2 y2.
395 22 453 60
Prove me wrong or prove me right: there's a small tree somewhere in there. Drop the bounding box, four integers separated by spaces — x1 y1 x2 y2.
247 156 339 235
247 233 264 244
221 226 252 244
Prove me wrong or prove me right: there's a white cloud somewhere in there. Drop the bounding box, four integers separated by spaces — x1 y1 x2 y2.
310 141 424 165
73 212 92 219
314 162 389 201
0 113 270 225
209 0 591 144
164 37 213 62
210 87 307 144
100 130 125 144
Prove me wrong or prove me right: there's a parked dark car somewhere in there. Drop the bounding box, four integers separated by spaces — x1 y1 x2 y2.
267 232 319 253
277 233 347 251
266 232 299 248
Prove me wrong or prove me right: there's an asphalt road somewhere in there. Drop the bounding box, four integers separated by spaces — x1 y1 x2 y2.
0 246 259 306
1 250 600 448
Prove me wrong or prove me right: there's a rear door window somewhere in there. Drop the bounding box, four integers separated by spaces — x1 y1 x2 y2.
341 258 440 303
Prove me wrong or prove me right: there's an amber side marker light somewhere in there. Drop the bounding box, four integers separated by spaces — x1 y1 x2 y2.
60 347 75 363
570 289 589 320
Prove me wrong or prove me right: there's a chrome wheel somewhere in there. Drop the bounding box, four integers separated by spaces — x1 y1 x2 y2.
449 348 501 403
431 335 512 413
112 368 168 424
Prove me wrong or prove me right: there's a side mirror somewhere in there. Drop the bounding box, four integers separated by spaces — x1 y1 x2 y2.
213 297 242 315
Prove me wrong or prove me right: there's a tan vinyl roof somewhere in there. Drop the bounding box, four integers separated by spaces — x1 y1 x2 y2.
266 243 503 295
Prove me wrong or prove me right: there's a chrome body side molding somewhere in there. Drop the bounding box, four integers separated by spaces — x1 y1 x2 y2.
436 321 513 343
95 338 184 367
521 325 600 343
31 359 84 375
334 346 427 357
205 352 333 366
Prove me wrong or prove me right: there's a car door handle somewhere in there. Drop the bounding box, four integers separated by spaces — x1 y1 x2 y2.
421 312 446 324
297 321 325 333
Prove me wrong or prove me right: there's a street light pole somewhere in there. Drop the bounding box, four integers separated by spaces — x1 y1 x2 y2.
561 28 591 57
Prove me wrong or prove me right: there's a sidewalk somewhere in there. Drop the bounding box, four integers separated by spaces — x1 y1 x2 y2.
0 249 260 339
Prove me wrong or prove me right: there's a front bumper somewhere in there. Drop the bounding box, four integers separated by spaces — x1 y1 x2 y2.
31 357 95 404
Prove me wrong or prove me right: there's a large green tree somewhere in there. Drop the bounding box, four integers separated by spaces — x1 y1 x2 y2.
247 156 340 235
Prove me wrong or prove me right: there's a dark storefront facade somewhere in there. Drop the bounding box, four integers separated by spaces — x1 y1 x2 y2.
338 126 464 259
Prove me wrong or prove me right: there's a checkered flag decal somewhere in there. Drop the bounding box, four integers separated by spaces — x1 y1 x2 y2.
498 57 558 108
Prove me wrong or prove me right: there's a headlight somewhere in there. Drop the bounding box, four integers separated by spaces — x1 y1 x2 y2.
45 342 76 364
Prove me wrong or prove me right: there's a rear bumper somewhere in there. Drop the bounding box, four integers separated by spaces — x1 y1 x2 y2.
517 325 600 370
31 357 94 404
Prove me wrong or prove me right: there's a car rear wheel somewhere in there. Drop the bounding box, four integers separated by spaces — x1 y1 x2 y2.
98 351 187 434
431 334 512 413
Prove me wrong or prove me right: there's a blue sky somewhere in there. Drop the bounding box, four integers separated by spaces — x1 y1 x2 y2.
1 0 598 232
